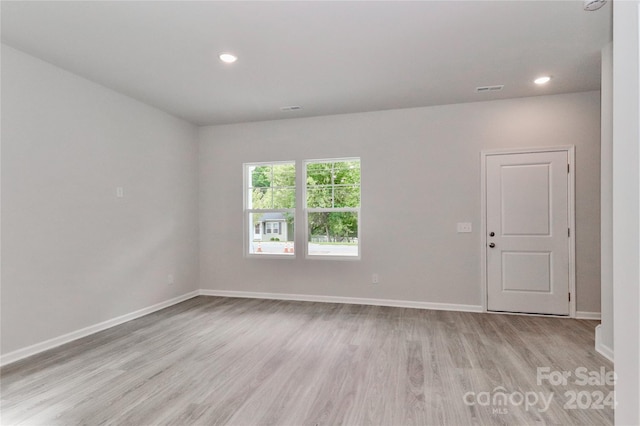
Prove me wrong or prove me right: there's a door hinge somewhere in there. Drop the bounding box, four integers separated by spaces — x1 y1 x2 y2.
568 164 570 173
568 228 570 237
569 293 571 302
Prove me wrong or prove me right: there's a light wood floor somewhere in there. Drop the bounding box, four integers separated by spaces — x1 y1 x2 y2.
1 296 613 425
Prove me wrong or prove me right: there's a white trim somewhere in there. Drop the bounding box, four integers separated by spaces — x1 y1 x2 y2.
490 311 600 320
198 289 483 313
488 310 569 319
0 291 199 367
595 324 614 362
480 145 576 317
490 311 600 321
479 145 576 155
576 311 602 320
568 146 577 318
480 150 488 312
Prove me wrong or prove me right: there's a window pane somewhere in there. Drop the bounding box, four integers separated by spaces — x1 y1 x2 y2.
306 159 360 209
251 188 272 209
306 162 332 186
248 162 296 210
272 163 296 187
248 212 294 256
273 188 295 209
334 185 360 208
333 162 361 185
307 211 359 257
306 187 333 208
251 165 272 188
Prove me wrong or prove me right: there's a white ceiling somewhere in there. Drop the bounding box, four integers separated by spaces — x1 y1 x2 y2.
1 1 612 126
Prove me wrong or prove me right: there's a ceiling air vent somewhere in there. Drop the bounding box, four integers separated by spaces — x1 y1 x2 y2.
475 85 504 93
280 105 303 111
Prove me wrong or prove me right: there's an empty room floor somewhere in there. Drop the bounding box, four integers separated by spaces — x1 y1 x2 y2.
1 296 613 425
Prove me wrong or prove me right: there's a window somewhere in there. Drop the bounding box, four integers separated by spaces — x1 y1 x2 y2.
245 162 295 256
305 158 361 258
265 222 281 234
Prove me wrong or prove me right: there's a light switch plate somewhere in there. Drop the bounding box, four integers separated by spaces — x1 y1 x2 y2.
457 222 472 233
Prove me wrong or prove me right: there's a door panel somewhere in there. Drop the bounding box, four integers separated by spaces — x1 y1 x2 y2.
502 251 551 292
486 151 569 315
501 164 550 235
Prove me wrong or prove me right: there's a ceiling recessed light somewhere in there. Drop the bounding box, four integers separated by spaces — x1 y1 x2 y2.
219 53 237 64
534 76 551 85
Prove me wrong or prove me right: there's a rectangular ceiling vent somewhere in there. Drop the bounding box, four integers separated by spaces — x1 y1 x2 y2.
280 105 303 111
475 85 504 93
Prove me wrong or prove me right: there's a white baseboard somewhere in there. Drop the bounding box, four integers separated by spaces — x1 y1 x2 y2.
0 290 199 367
595 324 614 362
198 289 483 313
576 311 602 320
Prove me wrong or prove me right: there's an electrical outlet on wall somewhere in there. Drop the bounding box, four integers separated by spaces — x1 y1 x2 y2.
372 273 379 284
167 274 174 285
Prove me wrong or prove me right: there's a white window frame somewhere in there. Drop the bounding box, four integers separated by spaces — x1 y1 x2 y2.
243 161 296 259
304 157 361 260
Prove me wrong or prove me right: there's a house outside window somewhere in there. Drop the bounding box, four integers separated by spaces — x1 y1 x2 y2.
263 217 285 237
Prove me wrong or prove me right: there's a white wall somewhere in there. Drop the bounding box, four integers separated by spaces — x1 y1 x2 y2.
1 45 199 356
199 92 601 313
599 42 614 357
612 1 640 424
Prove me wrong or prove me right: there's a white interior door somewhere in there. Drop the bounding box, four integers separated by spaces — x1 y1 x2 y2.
485 150 570 315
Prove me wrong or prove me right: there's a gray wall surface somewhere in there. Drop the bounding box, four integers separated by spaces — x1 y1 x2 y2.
198 91 601 313
1 45 200 355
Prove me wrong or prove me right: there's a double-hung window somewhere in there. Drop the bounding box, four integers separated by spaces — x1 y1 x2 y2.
245 162 295 256
305 158 361 258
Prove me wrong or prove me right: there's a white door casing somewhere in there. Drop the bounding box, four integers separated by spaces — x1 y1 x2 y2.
482 147 575 316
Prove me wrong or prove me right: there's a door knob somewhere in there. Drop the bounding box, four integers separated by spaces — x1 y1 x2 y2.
489 242 496 248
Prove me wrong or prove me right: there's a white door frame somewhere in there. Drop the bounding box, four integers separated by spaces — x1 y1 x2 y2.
480 145 576 317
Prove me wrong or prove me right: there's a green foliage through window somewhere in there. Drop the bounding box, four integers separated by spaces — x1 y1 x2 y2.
306 159 361 253
248 163 296 210
306 161 361 208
